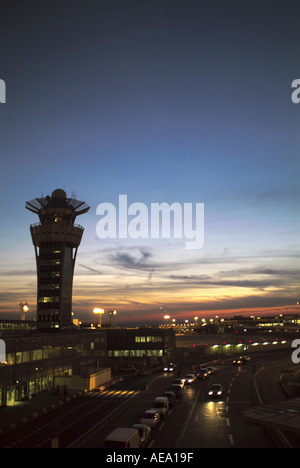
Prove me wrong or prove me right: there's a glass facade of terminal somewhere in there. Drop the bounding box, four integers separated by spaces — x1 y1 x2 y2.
0 331 105 407
106 328 176 366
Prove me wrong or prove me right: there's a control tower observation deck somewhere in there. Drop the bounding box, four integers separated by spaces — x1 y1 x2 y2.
25 189 90 332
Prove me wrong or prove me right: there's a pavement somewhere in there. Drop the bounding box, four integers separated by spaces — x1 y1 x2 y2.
0 370 155 437
0 388 84 435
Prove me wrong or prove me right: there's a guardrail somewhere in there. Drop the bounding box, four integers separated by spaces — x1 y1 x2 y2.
67 392 140 448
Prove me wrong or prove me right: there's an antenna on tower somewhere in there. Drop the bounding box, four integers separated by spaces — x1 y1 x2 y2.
71 190 76 200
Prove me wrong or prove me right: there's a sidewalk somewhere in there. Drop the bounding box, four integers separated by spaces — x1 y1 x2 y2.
0 389 83 435
0 365 164 437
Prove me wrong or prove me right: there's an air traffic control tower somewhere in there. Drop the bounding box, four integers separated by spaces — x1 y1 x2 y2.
26 189 90 332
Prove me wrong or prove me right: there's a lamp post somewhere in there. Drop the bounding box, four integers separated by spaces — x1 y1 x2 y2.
108 310 117 328
164 315 170 327
19 302 28 321
93 308 104 328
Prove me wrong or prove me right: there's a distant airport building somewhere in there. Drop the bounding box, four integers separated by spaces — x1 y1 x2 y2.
26 189 90 332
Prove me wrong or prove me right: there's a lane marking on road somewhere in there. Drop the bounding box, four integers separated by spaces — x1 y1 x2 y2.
159 422 165 431
174 382 203 448
229 434 234 446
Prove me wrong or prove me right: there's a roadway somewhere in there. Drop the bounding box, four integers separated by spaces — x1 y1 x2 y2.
0 348 298 448
83 349 298 448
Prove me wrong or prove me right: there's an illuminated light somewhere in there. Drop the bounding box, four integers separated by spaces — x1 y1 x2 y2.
273 341 278 345
263 342 268 345
253 343 258 346
281 341 286 344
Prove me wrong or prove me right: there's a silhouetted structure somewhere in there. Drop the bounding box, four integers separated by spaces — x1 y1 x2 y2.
26 189 89 332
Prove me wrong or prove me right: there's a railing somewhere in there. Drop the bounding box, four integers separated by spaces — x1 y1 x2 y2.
30 222 84 230
67 391 140 448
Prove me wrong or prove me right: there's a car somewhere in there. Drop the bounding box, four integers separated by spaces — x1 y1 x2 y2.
183 373 196 384
206 366 216 374
119 365 136 373
151 396 169 418
208 383 223 397
232 356 251 365
197 369 208 379
170 384 183 398
140 410 160 429
172 378 185 388
162 391 177 406
163 363 178 372
132 424 151 447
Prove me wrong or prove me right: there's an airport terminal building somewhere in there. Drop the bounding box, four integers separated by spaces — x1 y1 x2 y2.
0 325 175 407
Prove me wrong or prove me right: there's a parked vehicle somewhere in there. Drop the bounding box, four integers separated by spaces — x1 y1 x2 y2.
170 384 183 398
132 424 151 447
140 410 160 428
162 391 177 406
172 378 185 388
104 427 139 448
151 396 169 418
119 365 136 373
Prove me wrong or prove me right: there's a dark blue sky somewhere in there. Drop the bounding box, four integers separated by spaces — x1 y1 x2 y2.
0 1 299 323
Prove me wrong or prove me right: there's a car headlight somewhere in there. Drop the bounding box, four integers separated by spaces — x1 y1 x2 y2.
164 368 168 371
217 391 222 395
208 391 213 395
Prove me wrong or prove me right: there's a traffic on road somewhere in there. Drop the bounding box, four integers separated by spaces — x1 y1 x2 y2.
0 348 299 448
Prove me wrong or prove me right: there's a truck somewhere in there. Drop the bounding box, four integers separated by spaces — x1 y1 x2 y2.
104 427 140 448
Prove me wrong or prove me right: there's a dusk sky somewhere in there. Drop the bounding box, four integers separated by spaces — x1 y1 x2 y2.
0 1 299 325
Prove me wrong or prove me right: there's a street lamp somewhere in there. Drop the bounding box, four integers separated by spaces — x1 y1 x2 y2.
19 302 28 321
108 310 117 327
93 308 104 328
164 315 170 327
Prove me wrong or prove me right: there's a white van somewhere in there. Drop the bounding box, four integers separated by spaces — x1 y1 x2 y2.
151 396 169 418
104 427 139 448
